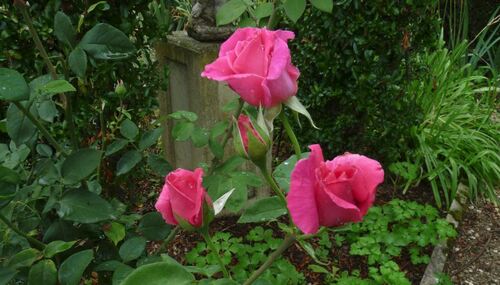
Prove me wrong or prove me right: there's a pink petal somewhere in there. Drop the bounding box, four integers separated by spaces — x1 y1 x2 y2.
232 34 267 77
201 55 234 81
226 74 270 106
155 182 177 225
265 61 299 106
168 168 205 226
219 28 258 57
287 144 324 234
315 180 362 227
266 37 291 80
329 154 384 215
275 30 295 42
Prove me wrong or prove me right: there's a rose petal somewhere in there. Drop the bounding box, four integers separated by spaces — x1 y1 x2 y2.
201 55 234 80
226 74 270 106
265 62 299 106
232 34 267 76
155 182 177 225
315 180 362 226
276 30 295 42
330 154 384 215
168 168 205 226
287 144 324 234
219 28 257 57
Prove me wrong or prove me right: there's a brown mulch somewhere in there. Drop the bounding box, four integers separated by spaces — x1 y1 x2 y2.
444 198 500 285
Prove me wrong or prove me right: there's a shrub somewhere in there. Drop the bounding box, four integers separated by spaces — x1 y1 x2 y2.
284 1 441 164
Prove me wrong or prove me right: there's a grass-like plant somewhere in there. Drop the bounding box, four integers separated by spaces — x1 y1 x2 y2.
404 38 499 208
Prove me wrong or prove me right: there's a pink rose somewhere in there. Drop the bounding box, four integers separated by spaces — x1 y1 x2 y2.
155 168 212 228
201 27 300 107
287 144 384 234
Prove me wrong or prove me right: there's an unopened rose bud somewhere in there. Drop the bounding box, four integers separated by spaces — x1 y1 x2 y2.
114 80 126 96
233 114 271 168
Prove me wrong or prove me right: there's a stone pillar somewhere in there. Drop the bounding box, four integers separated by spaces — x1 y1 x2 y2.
154 31 269 201
155 31 232 169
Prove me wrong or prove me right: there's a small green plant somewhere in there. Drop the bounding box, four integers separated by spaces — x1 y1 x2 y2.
308 199 457 284
185 227 305 284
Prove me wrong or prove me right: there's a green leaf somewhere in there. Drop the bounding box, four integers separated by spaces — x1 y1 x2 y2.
37 100 58 122
86 179 102 195
120 119 139 140
57 190 115 223
112 264 133 285
138 212 172 240
61 149 102 183
0 267 17 285
94 260 123 272
28 260 57 285
139 128 163 150
284 96 318 128
191 127 209 147
104 222 126 246
254 2 274 19
168 110 198 122
68 48 88 77
147 154 172 177
105 139 128 156
39 80 76 94
0 165 21 184
87 1 110 13
283 0 306 23
116 150 142 176
172 121 194 141
119 237 147 262
0 68 30 101
121 262 194 285
238 197 287 223
310 0 333 13
6 103 38 146
79 23 135 60
54 11 75 47
216 0 247 26
43 240 77 258
273 152 309 193
58 250 93 285
8 248 40 269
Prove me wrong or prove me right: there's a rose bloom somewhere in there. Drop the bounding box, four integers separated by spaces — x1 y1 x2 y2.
155 168 212 228
287 144 384 234
201 27 300 107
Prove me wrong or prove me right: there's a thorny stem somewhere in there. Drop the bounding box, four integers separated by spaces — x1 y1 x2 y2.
0 213 46 250
279 111 302 158
267 0 280 29
243 235 296 285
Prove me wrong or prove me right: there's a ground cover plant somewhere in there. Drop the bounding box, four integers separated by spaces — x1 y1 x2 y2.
0 0 485 284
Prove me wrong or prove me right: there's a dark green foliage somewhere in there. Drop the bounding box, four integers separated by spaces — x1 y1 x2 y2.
285 1 441 163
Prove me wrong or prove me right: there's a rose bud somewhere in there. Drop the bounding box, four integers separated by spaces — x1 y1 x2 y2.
233 114 270 167
202 27 300 108
155 168 213 231
287 144 384 234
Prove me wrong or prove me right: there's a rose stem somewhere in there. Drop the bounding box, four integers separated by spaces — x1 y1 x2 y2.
200 229 232 279
0 213 46 250
279 111 302 158
209 98 245 174
243 234 296 285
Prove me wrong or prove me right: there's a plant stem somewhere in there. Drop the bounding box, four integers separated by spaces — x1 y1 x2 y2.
0 213 45 250
209 99 245 174
267 0 280 29
200 230 231 279
243 235 296 285
17 3 78 149
279 111 302 158
13 102 67 155
259 166 287 206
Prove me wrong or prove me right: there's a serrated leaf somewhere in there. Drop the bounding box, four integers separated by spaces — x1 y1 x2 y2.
147 154 172 177
105 139 128 156
57 190 115 223
58 250 93 285
40 80 76 94
61 149 102 183
120 119 139 140
139 128 163 150
104 222 125 246
43 241 77 258
28 259 57 285
138 212 172 240
310 0 333 13
119 237 147 262
68 48 87 77
79 23 135 60
121 262 194 285
54 11 75 47
172 121 194 141
168 110 198 122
